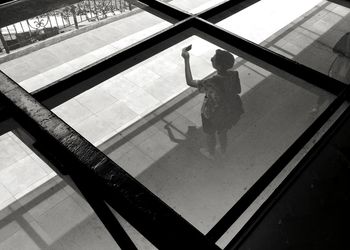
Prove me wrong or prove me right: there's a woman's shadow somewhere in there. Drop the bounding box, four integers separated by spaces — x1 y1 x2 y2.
163 122 227 165
164 122 202 148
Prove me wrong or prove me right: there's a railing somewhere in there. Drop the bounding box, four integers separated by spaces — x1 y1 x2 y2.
0 0 134 54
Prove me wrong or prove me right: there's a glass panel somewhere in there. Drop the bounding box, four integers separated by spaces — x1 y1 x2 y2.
51 34 335 234
160 0 227 14
215 101 349 248
216 0 350 84
0 125 129 249
224 104 350 250
0 1 172 92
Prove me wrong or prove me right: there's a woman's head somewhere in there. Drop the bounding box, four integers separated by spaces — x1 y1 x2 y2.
211 49 235 72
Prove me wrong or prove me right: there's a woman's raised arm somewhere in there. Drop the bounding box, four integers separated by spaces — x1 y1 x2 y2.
181 49 199 88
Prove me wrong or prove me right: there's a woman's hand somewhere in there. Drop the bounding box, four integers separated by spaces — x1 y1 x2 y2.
181 49 190 60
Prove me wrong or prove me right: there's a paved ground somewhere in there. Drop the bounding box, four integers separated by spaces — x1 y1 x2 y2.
0 0 349 249
218 0 350 80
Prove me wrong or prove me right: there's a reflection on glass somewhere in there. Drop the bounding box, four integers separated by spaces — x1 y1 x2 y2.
217 0 350 84
329 32 350 83
0 2 171 92
181 46 244 160
0 129 121 249
52 35 335 234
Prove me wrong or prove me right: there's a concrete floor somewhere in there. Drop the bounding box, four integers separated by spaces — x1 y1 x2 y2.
0 0 349 249
218 0 350 82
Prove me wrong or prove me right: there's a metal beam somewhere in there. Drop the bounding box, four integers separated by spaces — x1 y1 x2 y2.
0 69 220 250
198 0 260 22
137 0 191 20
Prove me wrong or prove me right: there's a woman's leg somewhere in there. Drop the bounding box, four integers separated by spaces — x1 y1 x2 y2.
207 132 216 156
201 114 216 159
218 129 228 153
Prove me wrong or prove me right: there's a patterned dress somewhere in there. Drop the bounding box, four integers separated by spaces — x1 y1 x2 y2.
197 71 244 134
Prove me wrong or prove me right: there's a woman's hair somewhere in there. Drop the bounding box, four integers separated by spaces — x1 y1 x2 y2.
214 49 235 71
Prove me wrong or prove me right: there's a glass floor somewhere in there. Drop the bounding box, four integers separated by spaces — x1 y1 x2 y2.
1 0 349 248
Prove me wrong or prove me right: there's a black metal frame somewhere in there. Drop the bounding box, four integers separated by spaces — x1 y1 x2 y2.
1 0 349 249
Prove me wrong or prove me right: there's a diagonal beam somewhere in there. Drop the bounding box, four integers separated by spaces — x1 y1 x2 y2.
0 70 220 250
137 0 191 20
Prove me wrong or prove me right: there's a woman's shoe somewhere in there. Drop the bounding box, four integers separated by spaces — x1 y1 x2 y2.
200 148 215 160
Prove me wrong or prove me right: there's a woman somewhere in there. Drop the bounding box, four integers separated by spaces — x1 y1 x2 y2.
181 47 243 160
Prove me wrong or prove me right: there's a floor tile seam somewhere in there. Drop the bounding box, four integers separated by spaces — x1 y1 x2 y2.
16 177 66 206
107 143 136 163
121 110 201 162
54 109 96 128
0 230 25 247
0 156 29 174
69 193 95 216
93 115 143 146
8 138 34 157
29 195 79 224
240 63 272 79
13 174 56 200
0 186 16 207
93 128 134 147
142 85 189 111
322 7 349 20
0 199 56 232
23 189 70 220
105 21 170 50
0 186 77 244
0 196 16 209
74 94 120 115
26 154 54 176
111 92 181 131
74 117 117 136
0 153 43 179
123 95 194 145
118 144 155 168
132 140 166 162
